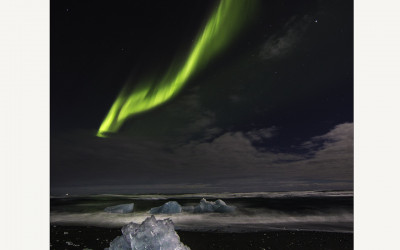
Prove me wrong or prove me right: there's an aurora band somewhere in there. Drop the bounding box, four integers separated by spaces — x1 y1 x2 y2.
97 0 257 137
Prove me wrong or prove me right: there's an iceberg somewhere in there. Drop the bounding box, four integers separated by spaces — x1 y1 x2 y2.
104 203 134 213
193 198 235 213
149 201 182 214
106 215 190 250
107 236 130 250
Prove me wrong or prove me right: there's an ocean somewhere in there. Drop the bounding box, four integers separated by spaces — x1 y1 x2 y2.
50 191 353 249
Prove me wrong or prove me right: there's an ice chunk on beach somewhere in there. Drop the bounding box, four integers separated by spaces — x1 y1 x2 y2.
193 198 235 213
150 201 182 214
106 215 190 250
107 236 131 250
104 203 134 213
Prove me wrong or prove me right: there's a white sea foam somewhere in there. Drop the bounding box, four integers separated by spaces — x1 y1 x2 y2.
50 209 353 233
50 191 353 233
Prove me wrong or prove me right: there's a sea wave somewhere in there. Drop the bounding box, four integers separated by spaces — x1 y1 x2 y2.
50 209 353 233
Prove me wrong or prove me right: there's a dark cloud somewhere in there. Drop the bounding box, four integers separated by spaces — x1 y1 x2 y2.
259 15 313 60
51 122 353 194
245 126 278 142
118 87 220 144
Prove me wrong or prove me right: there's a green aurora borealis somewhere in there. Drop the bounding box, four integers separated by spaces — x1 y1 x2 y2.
97 0 257 137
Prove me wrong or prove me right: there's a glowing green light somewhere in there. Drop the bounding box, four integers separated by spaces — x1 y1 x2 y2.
97 0 257 137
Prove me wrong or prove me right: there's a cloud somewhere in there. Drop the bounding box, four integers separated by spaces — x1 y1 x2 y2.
259 15 312 60
229 95 241 103
300 122 353 158
118 88 220 144
245 126 277 142
295 123 354 177
51 123 353 194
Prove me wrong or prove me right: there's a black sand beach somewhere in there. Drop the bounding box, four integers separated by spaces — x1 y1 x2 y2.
50 225 353 250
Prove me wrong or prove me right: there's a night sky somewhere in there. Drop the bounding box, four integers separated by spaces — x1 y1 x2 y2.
51 0 353 195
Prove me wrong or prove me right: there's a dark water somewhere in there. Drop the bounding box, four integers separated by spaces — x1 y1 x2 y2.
51 191 353 233
50 191 353 249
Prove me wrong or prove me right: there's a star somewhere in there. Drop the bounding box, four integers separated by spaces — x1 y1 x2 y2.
314 19 318 23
